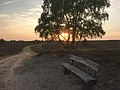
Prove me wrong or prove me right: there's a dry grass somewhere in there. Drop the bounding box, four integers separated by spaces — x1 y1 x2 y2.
38 40 120 90
26 41 120 67
1 40 120 90
39 41 120 65
0 41 42 58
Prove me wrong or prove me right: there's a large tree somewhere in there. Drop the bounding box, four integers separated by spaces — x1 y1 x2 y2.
35 0 110 49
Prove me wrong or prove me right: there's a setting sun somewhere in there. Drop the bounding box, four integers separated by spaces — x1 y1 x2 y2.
0 0 120 90
60 32 69 41
0 0 120 40
61 33 69 38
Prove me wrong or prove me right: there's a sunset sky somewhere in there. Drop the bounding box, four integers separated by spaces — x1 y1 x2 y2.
0 0 120 41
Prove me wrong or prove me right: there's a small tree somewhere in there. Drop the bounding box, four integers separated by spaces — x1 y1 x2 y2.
0 39 5 44
35 0 110 49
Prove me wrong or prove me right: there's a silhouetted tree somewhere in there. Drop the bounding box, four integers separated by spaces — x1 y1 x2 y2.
0 39 5 44
35 0 110 49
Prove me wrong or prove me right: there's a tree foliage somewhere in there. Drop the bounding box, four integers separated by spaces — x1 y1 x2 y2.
35 0 110 48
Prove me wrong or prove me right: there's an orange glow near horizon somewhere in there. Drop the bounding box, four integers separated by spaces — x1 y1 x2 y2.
0 0 120 40
60 32 69 41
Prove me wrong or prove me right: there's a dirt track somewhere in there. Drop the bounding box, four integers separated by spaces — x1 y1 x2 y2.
1 42 120 90
0 44 83 90
0 45 37 90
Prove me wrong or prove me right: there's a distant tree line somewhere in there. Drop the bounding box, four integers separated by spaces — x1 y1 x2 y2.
0 39 44 44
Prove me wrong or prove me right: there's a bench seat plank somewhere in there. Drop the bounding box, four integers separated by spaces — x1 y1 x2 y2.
61 63 96 84
70 55 100 72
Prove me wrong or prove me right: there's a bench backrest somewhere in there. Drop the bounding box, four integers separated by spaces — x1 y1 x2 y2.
70 55 100 72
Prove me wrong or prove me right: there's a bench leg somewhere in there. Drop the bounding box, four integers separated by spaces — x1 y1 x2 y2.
82 81 96 90
82 84 95 90
63 68 71 74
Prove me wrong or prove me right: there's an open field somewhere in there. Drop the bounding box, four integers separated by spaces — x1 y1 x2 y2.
0 40 120 90
33 40 120 65
0 41 43 58
23 40 120 90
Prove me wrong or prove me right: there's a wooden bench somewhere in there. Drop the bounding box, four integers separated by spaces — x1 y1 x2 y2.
61 54 100 90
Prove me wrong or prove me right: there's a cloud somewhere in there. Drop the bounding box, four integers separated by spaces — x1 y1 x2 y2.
0 0 20 7
0 7 41 40
110 0 120 10
10 6 43 26
0 14 9 18
1 5 42 23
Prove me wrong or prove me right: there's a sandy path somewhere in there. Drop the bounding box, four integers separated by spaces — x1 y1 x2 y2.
0 42 119 90
0 45 38 90
0 43 82 90
6 54 82 90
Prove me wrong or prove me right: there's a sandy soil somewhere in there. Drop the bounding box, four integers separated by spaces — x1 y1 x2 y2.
0 45 38 90
0 43 84 90
0 43 120 90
